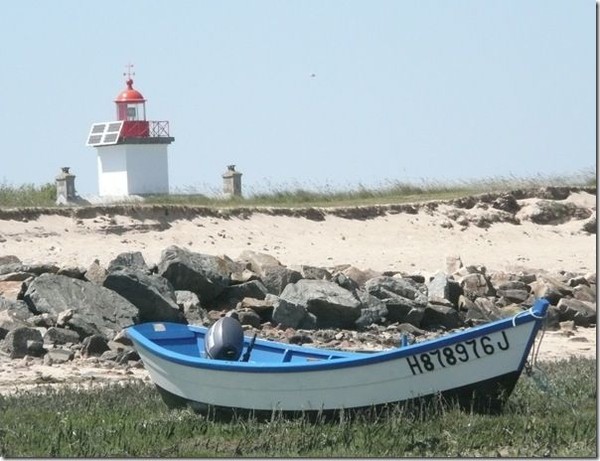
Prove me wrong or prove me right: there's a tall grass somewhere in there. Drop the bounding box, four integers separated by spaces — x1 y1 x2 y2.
0 169 595 208
0 182 56 207
0 358 595 457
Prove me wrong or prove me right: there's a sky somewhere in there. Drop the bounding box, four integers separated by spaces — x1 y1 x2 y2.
0 0 595 196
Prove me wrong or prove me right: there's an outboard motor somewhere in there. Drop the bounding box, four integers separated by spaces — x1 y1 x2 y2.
204 316 244 361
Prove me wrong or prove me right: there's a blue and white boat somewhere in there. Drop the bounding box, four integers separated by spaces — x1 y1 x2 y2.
126 298 549 414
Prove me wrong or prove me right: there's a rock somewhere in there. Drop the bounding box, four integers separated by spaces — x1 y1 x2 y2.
529 275 573 305
237 296 275 319
516 200 592 225
421 304 463 330
220 280 268 301
298 312 318 329
272 297 307 329
174 290 208 325
341 266 382 288
464 297 504 324
295 265 332 281
56 266 86 280
45 348 74 364
556 298 596 327
331 272 359 291
81 334 110 357
43 326 81 345
237 250 282 273
426 272 461 305
236 308 262 328
157 246 231 304
23 273 138 340
354 290 388 329
581 214 596 234
496 289 530 304
0 263 59 277
365 276 428 303
460 273 494 300
84 259 108 285
107 251 150 273
259 265 302 295
445 255 463 275
0 299 32 339
279 279 362 329
103 269 185 324
492 193 521 213
572 284 596 303
1 326 45 358
0 255 20 265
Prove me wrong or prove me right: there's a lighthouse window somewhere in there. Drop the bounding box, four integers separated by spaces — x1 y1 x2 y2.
127 106 137 120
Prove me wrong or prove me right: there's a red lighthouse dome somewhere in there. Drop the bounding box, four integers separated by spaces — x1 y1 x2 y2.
115 78 146 103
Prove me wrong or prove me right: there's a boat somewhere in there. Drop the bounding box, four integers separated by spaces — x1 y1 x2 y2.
126 297 549 415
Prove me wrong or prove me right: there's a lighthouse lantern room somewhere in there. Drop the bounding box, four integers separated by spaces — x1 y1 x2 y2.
86 66 174 197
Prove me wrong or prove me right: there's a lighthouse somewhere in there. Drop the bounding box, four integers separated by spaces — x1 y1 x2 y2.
86 66 174 197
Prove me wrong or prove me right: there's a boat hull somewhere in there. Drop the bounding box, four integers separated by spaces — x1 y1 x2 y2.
127 300 548 413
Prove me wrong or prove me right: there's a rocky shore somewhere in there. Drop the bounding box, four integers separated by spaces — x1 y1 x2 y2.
0 187 596 394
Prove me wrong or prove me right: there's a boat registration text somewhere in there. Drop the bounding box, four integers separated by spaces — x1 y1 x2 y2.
406 332 510 375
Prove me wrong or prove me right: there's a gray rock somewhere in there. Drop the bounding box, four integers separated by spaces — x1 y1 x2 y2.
272 297 307 329
44 348 75 364
23 273 138 340
103 269 185 324
174 290 208 325
237 250 282 273
464 297 504 324
354 290 388 329
298 312 318 330
496 289 530 304
0 263 59 277
84 259 108 285
331 272 359 291
0 255 20 265
43 326 81 345
341 266 382 288
421 304 463 330
581 214 596 234
1 326 45 358
221 280 268 301
157 246 231 304
280 279 362 329
516 200 592 225
573 284 596 303
260 265 302 295
365 276 428 304
107 251 150 273
236 308 262 328
0 299 33 339
460 273 495 300
82 334 110 357
556 298 596 327
296 265 332 281
56 266 87 279
529 275 573 305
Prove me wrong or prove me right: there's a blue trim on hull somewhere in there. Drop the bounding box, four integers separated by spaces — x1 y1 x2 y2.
127 299 549 374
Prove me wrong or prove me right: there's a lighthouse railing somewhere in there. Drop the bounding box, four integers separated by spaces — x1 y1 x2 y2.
149 121 170 138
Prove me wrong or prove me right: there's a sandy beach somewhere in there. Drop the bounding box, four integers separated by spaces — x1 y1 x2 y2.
0 190 596 394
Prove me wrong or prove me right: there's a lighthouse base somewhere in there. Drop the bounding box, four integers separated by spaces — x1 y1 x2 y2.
96 143 169 196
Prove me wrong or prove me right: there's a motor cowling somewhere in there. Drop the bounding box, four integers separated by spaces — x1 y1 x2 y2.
204 316 244 361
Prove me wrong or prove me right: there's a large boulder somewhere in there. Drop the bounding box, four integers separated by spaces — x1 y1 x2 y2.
530 275 573 305
421 304 463 330
157 246 231 304
272 297 307 329
556 298 596 327
279 280 362 329
22 273 138 340
354 290 388 329
365 276 428 326
0 298 33 339
257 266 302 295
107 251 151 273
237 250 282 273
103 269 185 324
1 326 45 358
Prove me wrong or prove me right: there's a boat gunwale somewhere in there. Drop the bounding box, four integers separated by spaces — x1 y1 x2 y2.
126 300 548 373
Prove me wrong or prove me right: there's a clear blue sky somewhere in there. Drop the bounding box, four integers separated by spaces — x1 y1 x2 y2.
0 0 595 196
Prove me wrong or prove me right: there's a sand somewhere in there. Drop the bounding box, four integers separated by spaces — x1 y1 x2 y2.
0 191 596 394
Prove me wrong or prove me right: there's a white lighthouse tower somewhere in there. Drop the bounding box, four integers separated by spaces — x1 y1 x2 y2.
86 66 174 197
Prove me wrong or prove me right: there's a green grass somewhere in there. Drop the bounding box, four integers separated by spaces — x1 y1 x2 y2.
0 182 56 207
0 169 595 208
0 358 595 457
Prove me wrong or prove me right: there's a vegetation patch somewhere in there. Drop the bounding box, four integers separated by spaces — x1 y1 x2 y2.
0 358 595 457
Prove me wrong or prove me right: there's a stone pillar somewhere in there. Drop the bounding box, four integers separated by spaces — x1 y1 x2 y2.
55 167 76 205
222 165 242 197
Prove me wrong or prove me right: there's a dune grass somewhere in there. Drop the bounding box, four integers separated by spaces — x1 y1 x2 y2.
0 357 595 457
0 169 595 209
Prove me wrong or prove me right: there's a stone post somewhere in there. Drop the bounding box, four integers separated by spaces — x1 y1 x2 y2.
55 167 76 205
222 165 242 197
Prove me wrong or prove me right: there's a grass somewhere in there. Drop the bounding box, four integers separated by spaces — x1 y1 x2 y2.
0 169 595 208
0 357 595 457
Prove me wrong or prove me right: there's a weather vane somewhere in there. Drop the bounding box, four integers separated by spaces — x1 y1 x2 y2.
123 62 135 80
